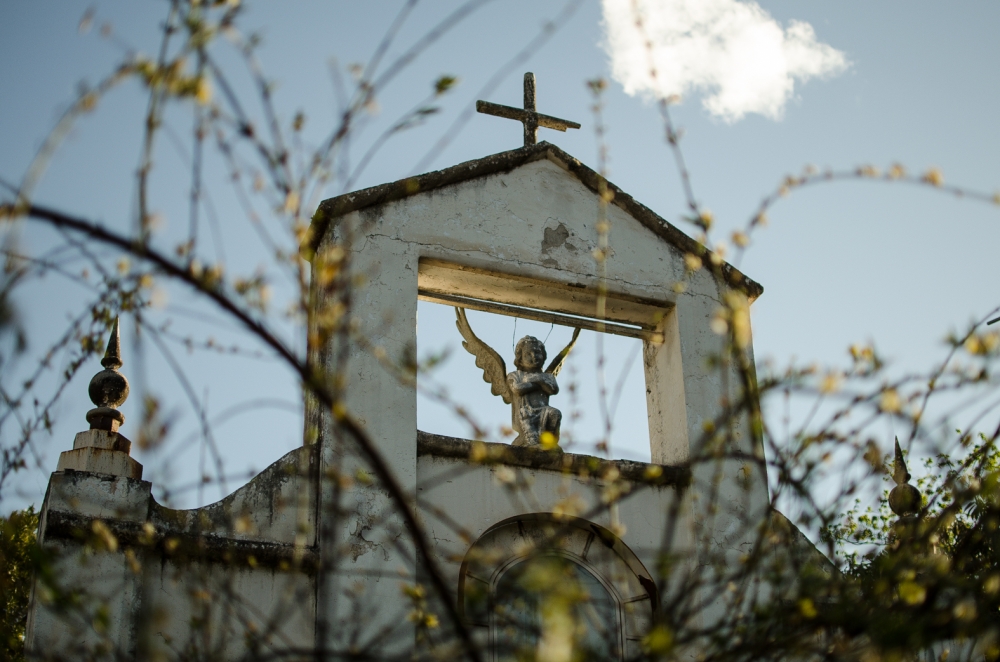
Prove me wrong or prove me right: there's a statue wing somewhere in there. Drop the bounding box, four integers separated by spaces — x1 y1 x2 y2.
455 307 512 404
545 327 581 376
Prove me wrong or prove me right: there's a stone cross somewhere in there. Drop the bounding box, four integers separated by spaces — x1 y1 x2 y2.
476 72 581 146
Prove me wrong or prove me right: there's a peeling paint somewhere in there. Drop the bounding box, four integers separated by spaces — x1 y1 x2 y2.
541 222 570 252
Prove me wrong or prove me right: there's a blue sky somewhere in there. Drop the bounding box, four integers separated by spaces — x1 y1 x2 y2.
2 1 999 512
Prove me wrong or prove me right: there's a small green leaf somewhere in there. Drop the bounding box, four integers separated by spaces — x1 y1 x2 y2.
434 75 458 95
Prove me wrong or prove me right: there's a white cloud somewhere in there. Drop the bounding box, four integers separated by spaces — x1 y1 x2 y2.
601 0 848 122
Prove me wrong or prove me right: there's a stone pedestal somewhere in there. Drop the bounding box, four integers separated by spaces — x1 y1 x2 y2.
56 429 143 480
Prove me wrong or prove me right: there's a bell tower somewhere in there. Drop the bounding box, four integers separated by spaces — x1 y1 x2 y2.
308 73 769 655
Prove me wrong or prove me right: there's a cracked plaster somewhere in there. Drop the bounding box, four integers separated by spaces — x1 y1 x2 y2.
312 145 771 641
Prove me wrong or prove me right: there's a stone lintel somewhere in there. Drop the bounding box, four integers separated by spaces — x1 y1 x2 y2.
416 431 690 489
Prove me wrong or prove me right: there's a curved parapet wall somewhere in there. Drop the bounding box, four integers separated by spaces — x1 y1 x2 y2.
26 444 320 660
150 443 318 547
39 444 319 559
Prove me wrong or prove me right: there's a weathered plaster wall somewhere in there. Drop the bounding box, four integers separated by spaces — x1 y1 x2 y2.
414 434 692 597
140 559 314 659
27 144 770 659
25 446 317 659
316 149 770 638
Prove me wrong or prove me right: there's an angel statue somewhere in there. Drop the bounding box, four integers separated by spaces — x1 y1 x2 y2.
455 307 580 448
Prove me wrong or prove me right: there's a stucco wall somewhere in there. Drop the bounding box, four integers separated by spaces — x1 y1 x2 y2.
26 145 771 659
314 149 770 639
25 446 318 659
415 434 691 597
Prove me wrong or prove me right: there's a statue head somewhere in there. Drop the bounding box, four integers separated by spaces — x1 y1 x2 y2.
513 335 547 371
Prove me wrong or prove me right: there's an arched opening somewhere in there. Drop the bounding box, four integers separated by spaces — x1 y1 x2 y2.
459 514 655 661
493 553 622 660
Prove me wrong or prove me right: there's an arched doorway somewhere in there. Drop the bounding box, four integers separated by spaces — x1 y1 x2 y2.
458 514 656 661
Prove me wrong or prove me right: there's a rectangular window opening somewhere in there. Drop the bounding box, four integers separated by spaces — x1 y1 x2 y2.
416 300 653 463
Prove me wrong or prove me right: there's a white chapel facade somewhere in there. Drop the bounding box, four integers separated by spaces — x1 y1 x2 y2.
24 80 783 659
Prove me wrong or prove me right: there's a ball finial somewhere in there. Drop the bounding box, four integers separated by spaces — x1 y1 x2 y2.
86 317 129 432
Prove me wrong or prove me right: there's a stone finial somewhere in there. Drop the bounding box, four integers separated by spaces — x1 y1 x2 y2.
888 437 921 517
85 317 130 433
57 317 142 479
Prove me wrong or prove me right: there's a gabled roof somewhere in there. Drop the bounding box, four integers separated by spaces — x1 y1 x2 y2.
312 142 762 300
